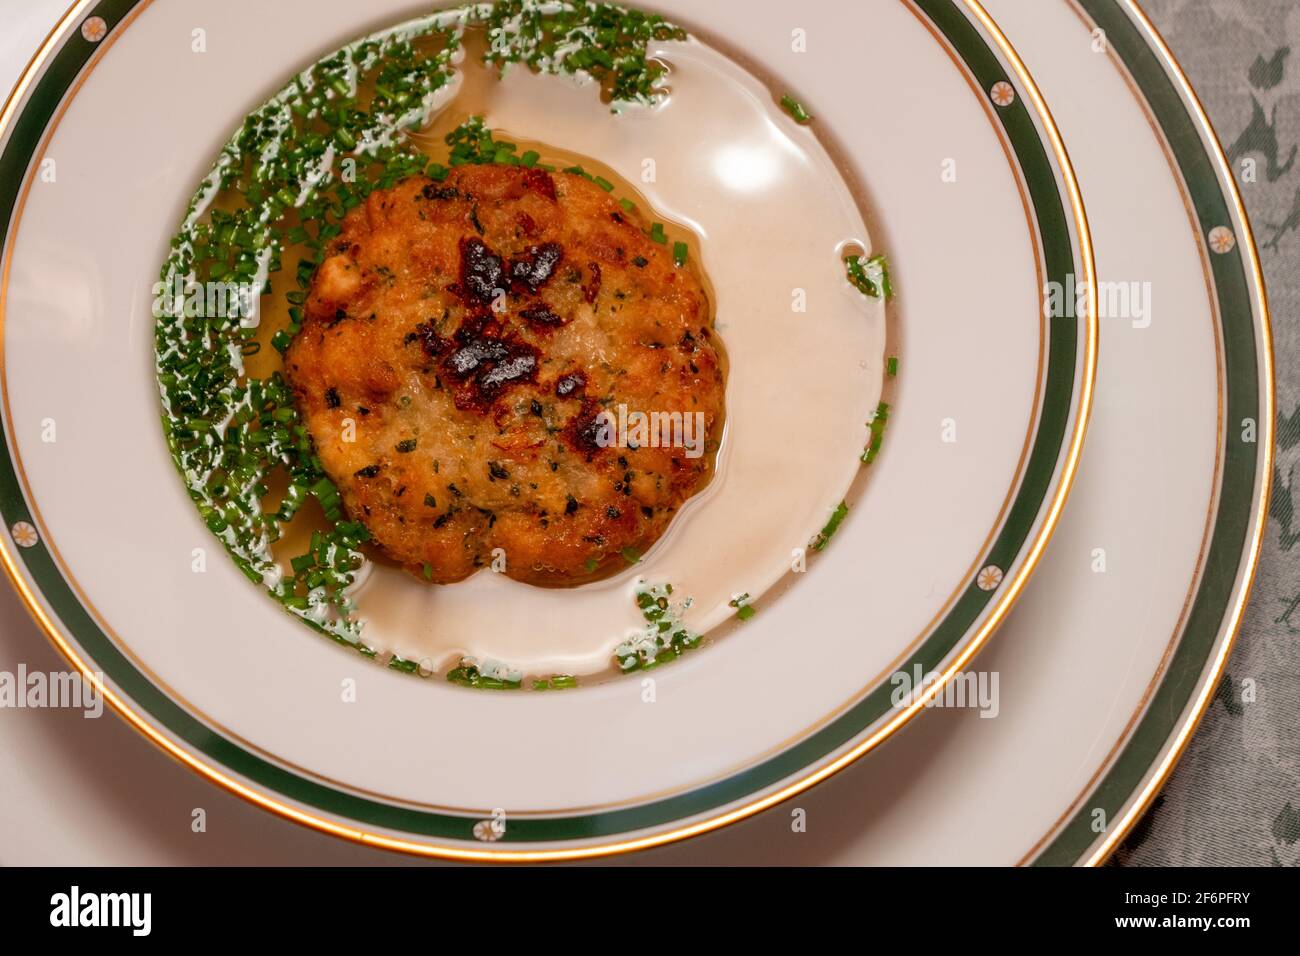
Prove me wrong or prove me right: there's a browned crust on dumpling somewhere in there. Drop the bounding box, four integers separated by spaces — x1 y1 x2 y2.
284 164 725 585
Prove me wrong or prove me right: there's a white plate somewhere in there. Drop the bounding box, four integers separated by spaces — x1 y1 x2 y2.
0 0 1095 858
0 0 1271 869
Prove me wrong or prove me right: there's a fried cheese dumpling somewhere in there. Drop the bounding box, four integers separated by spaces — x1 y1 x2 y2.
285 164 725 585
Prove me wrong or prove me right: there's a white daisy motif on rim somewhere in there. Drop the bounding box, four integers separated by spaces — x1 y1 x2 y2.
10 521 39 548
976 564 1004 591
81 16 108 43
989 81 1016 107
472 819 504 842
1207 225 1236 254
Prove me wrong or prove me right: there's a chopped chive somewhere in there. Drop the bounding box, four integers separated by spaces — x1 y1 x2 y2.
520 150 540 167
729 592 756 621
673 241 688 266
886 356 899 377
862 402 891 464
616 584 700 672
780 94 814 124
619 197 636 214
594 175 615 192
811 501 850 552
845 253 892 298
650 222 667 244
621 547 642 564
533 674 578 690
447 661 520 689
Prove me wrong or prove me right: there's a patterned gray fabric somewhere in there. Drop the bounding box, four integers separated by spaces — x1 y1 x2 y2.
1112 0 1300 867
